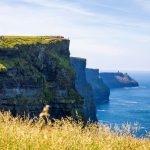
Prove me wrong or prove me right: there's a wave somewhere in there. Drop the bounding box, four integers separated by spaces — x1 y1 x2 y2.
111 99 139 104
98 120 110 123
131 110 150 113
123 100 138 104
139 86 147 89
97 109 107 112
140 127 146 129
110 98 123 100
124 86 147 90
124 87 139 90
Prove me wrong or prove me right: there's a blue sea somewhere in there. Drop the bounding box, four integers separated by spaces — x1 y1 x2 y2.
97 71 150 137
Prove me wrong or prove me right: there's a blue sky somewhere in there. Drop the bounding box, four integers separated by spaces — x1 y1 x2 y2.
0 0 150 71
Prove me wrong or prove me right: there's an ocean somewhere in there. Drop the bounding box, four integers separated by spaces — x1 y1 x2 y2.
97 71 150 137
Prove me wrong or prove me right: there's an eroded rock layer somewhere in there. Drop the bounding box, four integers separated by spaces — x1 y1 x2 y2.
0 36 83 119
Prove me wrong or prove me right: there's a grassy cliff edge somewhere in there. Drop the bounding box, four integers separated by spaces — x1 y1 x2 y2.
0 36 83 119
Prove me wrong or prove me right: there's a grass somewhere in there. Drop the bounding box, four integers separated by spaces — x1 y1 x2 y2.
0 112 150 150
48 51 75 77
0 63 7 72
0 36 65 48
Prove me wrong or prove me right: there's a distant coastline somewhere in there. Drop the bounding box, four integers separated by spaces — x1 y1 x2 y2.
99 71 139 89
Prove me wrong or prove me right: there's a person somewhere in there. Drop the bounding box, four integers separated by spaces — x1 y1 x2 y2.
39 105 51 125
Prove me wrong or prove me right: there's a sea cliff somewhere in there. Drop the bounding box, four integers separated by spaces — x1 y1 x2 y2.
100 72 139 89
0 36 83 119
86 68 110 104
70 57 97 122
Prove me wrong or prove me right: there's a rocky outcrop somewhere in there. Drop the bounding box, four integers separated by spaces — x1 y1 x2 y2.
70 57 97 122
100 72 139 89
86 69 110 104
0 36 83 119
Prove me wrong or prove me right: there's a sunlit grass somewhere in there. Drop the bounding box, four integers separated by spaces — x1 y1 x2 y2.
0 63 7 72
0 36 65 48
0 111 149 150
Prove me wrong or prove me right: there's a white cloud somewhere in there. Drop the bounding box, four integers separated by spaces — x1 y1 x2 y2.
0 0 150 70
19 0 94 16
135 0 150 13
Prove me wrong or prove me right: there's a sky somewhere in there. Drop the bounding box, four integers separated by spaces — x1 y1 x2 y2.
0 0 150 71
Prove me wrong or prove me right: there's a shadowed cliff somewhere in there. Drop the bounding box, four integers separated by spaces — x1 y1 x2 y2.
70 57 97 122
86 68 110 104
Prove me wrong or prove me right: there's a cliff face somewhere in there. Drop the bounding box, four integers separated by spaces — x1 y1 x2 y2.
70 57 97 122
86 69 110 104
100 72 139 89
0 36 83 119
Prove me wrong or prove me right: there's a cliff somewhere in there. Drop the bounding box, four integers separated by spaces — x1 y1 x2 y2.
0 36 83 119
86 69 110 104
100 72 139 89
70 57 97 122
